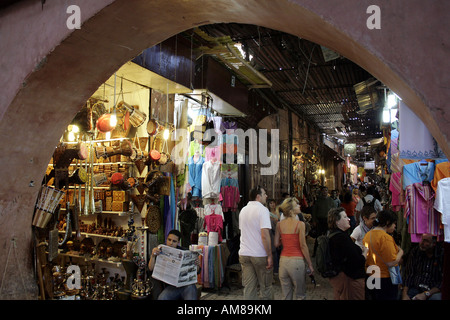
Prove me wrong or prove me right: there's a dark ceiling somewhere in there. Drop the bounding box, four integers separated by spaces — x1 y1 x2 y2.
184 23 387 151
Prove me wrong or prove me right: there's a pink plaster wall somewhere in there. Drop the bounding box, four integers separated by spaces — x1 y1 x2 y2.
0 0 448 299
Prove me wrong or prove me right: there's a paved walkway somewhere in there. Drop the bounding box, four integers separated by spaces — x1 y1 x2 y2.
200 237 334 301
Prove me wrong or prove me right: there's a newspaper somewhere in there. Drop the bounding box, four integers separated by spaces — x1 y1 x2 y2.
151 245 200 287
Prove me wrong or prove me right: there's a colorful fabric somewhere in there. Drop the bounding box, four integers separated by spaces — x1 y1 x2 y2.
220 185 240 212
389 172 404 211
188 155 204 197
201 160 221 198
204 214 224 242
402 161 435 190
399 101 446 159
404 182 443 242
431 161 450 192
434 177 450 243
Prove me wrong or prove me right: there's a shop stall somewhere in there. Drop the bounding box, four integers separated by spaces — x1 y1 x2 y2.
30 60 246 300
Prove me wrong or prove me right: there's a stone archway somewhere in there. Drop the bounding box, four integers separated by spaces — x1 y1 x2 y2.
0 0 448 299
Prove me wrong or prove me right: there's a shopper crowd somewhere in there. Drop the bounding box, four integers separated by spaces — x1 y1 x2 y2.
237 182 444 300
148 181 443 301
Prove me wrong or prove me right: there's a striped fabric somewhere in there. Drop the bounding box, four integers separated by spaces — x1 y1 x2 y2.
404 183 444 242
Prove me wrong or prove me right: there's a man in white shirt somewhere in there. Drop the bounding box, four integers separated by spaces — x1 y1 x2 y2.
239 186 273 300
355 185 383 222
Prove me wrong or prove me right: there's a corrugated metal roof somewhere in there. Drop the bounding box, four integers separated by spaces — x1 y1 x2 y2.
186 23 385 148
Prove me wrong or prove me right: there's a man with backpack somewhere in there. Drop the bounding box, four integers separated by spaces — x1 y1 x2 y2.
355 185 383 223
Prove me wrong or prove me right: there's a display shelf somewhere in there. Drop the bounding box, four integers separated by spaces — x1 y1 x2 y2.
57 250 123 268
60 208 134 216
48 161 134 167
58 230 127 242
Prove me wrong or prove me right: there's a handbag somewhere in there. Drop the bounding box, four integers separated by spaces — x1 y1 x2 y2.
369 232 402 285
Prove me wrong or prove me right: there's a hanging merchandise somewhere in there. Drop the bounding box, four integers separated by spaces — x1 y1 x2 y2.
146 119 159 136
434 177 450 243
117 101 146 128
188 151 205 198
402 161 435 190
201 159 221 199
146 205 161 234
399 101 446 160
32 185 65 228
431 160 450 191
404 182 444 242
94 140 134 159
389 172 404 212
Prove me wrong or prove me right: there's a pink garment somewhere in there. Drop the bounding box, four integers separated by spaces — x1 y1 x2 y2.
205 145 222 162
220 185 240 212
389 172 404 211
404 182 443 242
203 214 223 242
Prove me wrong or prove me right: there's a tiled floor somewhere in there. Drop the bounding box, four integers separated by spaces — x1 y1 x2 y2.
200 237 334 300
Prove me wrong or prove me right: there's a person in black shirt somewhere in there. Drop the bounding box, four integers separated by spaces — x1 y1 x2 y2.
327 207 367 300
402 233 443 300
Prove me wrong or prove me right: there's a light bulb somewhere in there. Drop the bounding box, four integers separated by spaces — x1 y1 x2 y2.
68 131 75 142
72 125 79 133
105 131 111 140
163 128 170 140
110 114 117 127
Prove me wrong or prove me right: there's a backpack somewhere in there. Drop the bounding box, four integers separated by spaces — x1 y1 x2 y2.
362 197 376 211
315 230 339 278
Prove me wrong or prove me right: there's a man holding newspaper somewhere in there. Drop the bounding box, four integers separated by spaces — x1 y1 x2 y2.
148 229 201 300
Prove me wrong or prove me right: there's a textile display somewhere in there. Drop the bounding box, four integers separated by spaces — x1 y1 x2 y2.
201 160 221 198
431 161 450 192
404 182 443 242
389 172 404 211
402 161 435 190
188 155 204 197
399 101 445 159
190 245 225 288
434 177 450 243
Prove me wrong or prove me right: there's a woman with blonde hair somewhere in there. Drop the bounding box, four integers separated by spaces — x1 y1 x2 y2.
274 197 314 300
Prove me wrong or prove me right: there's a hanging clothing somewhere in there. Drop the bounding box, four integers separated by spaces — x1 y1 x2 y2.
205 145 222 163
399 101 446 159
221 163 238 179
204 203 224 220
389 172 404 211
220 120 238 133
188 140 205 158
404 182 443 242
218 132 238 155
387 129 399 172
434 177 450 243
220 185 240 212
201 160 221 198
402 161 435 190
188 155 204 197
204 214 224 243
431 161 450 192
